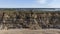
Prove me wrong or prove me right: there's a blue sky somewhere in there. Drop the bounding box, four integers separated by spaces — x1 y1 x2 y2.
0 0 60 8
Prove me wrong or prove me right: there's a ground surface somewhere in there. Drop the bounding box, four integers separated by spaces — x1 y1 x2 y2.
0 29 60 34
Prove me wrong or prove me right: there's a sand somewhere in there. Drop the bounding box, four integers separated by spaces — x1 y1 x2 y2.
0 29 60 34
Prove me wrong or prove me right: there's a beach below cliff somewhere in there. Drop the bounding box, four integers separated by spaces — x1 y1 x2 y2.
0 29 60 34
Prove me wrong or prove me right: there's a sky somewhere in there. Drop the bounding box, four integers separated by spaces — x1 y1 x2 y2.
0 0 60 8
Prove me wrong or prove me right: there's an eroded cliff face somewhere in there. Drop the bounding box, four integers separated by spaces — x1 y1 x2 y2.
0 11 60 30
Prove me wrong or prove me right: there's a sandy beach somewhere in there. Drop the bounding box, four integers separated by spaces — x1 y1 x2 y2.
0 29 60 34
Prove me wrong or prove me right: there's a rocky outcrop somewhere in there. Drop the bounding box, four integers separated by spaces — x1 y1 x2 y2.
0 10 60 30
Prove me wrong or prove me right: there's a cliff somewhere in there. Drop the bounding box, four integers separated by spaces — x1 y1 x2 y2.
0 9 60 30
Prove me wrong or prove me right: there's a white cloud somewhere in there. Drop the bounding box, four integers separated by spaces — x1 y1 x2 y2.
35 0 60 8
47 0 60 8
37 0 47 4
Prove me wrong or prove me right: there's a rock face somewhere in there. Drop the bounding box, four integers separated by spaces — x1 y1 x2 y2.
0 9 60 30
